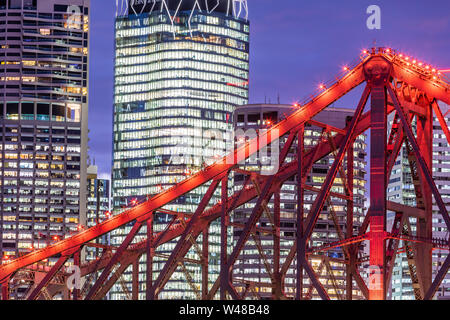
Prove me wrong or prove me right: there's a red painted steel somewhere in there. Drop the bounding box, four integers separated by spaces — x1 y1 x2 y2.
1 48 450 300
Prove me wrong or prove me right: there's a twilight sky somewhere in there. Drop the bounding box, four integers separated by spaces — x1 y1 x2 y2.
88 0 450 177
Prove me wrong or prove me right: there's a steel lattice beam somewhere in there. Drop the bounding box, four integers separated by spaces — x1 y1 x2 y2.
1 49 449 301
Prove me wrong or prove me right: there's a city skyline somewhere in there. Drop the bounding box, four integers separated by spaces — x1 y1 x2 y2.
88 0 450 176
0 0 449 302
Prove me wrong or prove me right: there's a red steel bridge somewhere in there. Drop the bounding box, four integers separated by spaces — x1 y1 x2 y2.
1 47 450 300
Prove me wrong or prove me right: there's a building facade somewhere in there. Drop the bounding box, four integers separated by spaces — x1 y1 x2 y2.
388 102 450 300
0 0 89 264
232 104 368 299
86 164 110 262
111 0 249 299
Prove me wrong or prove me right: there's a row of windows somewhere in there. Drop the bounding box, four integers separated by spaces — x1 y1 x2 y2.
116 134 228 152
115 98 234 115
116 59 247 82
117 124 230 143
197 23 248 42
1 179 80 187
116 107 229 123
115 87 246 106
116 22 247 46
115 116 230 133
116 40 248 62
117 13 247 33
116 68 247 89
116 48 248 71
115 79 247 101
0 147 80 156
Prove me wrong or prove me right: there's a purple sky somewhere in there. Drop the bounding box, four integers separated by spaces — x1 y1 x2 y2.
88 0 450 176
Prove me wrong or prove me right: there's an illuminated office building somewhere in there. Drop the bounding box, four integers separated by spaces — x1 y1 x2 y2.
0 0 89 264
111 0 249 299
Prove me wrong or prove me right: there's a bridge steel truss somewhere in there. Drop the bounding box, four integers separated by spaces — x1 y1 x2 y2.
0 48 449 300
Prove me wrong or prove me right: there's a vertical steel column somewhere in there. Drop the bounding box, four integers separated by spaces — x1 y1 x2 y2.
368 84 387 300
132 259 139 300
346 141 354 300
220 175 229 299
202 224 209 299
146 216 154 300
272 188 281 299
416 105 433 292
1 278 9 300
296 127 304 300
73 249 81 300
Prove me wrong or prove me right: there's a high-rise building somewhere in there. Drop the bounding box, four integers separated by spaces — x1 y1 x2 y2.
232 104 368 299
111 0 249 299
0 0 89 264
86 165 110 262
388 102 450 300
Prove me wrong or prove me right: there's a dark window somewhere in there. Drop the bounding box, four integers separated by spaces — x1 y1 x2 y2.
37 103 50 115
52 137 65 143
52 129 65 135
248 114 259 123
52 104 65 117
67 138 80 144
21 102 34 115
21 127 34 133
6 102 18 115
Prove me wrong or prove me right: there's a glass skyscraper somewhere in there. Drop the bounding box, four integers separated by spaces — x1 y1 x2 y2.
111 0 249 299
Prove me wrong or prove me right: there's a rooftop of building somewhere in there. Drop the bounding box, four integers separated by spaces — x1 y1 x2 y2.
235 103 357 114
